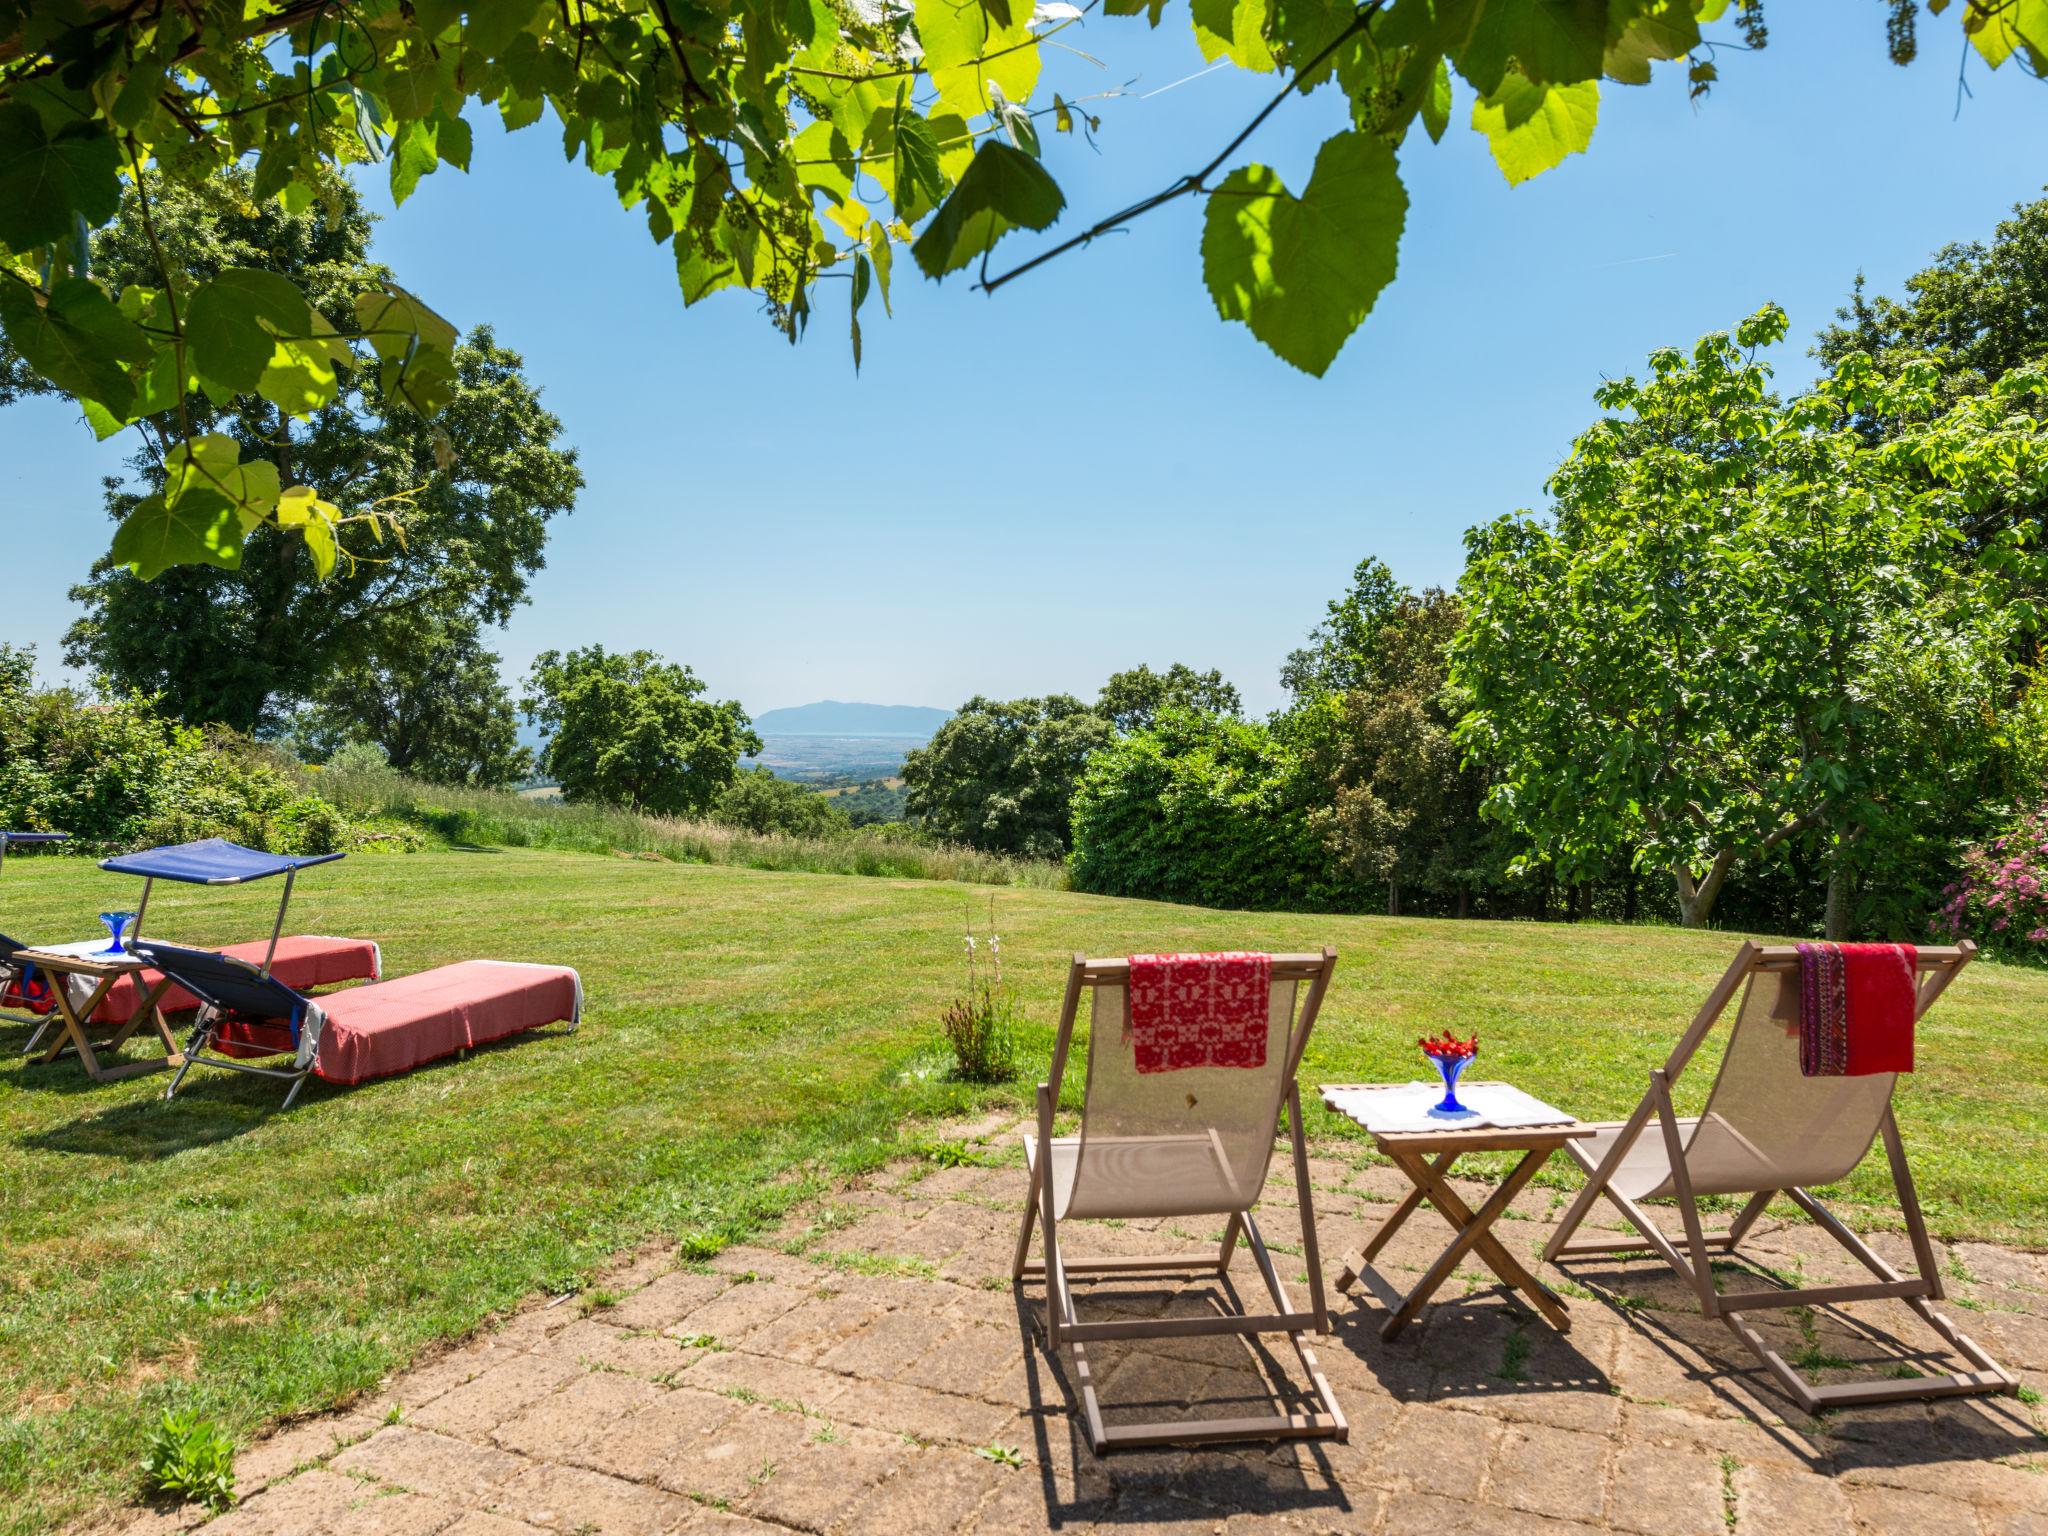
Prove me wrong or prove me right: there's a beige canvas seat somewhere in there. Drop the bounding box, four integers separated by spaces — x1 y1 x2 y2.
1544 939 2015 1413
1012 948 1346 1453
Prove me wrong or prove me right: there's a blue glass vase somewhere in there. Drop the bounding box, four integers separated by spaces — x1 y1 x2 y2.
96 910 137 959
1430 1053 1472 1115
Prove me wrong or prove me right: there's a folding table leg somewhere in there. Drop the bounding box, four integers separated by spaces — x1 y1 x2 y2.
1337 1151 1455 1289
34 974 122 1078
1380 1147 1559 1338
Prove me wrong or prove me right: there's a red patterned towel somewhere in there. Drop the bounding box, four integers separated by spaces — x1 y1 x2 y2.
1797 941 1918 1076
1125 952 1272 1074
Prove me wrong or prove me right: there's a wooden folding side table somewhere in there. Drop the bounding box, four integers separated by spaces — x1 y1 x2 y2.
1320 1082 1593 1340
15 946 183 1082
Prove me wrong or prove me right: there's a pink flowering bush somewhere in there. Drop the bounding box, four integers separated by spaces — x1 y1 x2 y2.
1936 804 2048 958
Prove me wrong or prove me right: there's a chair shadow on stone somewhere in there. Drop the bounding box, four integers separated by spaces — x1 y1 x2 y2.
1008 1277 1370 1527
1567 1256 2043 1475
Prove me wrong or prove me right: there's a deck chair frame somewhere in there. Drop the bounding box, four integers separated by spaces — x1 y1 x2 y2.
133 943 328 1108
1012 947 1347 1454
1543 939 2014 1414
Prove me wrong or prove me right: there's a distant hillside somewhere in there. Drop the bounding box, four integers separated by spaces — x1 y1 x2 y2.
745 736 925 785
752 701 951 738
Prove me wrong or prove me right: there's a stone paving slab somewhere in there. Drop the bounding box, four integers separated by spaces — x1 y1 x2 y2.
102 1119 2047 1535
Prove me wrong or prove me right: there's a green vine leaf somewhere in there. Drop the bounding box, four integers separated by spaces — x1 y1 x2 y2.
1421 58 1453 143
164 434 282 531
111 489 245 580
916 0 1041 119
911 141 1065 279
1472 74 1599 186
1456 0 1610 95
275 485 342 579
1191 0 1276 72
354 282 460 415
1604 0 1701 84
0 276 152 419
187 268 319 396
0 106 123 250
1201 130 1407 377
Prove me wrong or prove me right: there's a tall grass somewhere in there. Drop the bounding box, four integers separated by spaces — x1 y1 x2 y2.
313 765 1071 889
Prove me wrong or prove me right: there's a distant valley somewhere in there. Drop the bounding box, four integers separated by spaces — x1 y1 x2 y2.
523 701 946 792
750 701 951 738
743 701 947 786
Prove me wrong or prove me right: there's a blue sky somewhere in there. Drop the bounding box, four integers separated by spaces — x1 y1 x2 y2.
4 0 2045 718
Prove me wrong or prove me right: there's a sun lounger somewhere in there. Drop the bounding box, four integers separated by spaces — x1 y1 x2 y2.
1 928 54 1028
1543 939 2015 1412
1013 948 1346 1452
84 934 381 1026
69 837 381 1030
132 940 582 1108
0 832 67 1029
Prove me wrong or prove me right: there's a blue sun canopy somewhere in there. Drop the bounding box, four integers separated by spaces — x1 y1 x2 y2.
98 838 345 886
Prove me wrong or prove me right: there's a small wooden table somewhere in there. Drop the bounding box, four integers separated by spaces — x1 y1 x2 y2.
1320 1082 1594 1340
15 945 183 1082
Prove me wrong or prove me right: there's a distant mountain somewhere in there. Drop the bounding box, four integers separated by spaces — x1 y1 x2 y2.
751 701 952 738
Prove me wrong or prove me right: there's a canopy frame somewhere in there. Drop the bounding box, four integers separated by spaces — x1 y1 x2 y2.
0 831 68 877
97 840 344 977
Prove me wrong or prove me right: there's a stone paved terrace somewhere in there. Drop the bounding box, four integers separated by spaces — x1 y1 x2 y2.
104 1115 2048 1536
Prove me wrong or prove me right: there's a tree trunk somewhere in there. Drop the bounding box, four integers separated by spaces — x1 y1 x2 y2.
1387 880 1401 917
1673 849 1736 928
1456 883 1470 921
1825 833 1852 941
1623 871 1639 924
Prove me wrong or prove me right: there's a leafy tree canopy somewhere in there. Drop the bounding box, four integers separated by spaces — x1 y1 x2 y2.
1 2 2038 577
712 764 852 837
1453 307 2040 935
1280 554 1406 702
523 645 759 815
53 167 580 732
1096 661 1241 733
901 694 1110 857
1818 190 2048 408
287 614 531 789
1304 587 1500 910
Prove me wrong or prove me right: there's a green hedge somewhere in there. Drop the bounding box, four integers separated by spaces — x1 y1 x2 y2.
1068 710 1365 911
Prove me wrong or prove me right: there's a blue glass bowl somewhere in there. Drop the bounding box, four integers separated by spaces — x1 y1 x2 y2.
96 910 138 958
1428 1053 1472 1115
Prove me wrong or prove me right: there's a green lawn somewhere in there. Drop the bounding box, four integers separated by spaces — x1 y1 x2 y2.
2 847 2044 1533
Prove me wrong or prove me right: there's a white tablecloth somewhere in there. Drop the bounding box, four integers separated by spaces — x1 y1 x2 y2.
1324 1081 1575 1136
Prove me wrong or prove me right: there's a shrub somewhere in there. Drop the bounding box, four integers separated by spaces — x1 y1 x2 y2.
0 645 374 856
141 1408 236 1510
1934 803 2048 960
324 739 393 775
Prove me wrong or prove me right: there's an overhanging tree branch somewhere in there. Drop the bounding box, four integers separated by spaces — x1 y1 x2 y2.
975 1 1383 295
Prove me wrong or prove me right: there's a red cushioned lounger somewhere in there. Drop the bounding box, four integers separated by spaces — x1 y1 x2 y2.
89 935 381 1025
133 941 580 1107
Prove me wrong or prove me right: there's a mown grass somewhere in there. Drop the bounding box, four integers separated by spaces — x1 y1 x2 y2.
2 848 2045 1532
314 765 1069 888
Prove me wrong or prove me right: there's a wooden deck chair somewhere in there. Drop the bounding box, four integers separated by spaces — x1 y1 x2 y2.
1543 940 2015 1413
1012 948 1347 1453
